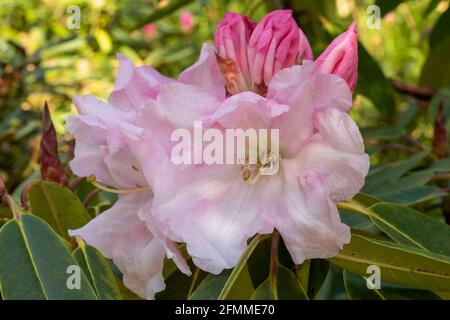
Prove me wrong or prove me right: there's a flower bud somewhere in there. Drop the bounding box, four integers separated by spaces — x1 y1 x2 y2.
315 21 358 92
247 10 300 86
214 12 256 94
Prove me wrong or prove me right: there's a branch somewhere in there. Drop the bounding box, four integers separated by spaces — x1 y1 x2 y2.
389 79 435 101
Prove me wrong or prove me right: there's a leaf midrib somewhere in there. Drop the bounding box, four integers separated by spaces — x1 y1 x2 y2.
16 218 48 299
335 253 450 280
39 184 65 238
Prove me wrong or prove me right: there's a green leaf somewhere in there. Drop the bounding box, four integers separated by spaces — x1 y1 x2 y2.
247 234 295 289
29 181 92 241
376 185 446 205
296 259 329 299
357 43 397 119
343 270 440 300
375 0 407 17
329 234 450 292
217 234 266 300
430 8 450 49
248 237 272 288
420 35 450 88
73 242 122 300
396 101 419 128
362 152 427 194
361 126 405 140
368 203 450 256
131 0 195 30
428 158 450 172
93 29 112 54
189 270 231 300
340 210 378 233
251 264 308 300
189 235 266 300
0 214 97 299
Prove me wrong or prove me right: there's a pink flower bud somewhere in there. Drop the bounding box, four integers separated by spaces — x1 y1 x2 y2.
247 10 300 86
214 12 256 94
315 21 358 92
180 11 194 32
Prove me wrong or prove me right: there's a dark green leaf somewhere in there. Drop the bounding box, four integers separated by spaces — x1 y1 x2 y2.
369 203 450 256
29 181 92 241
420 36 450 88
73 242 123 300
430 8 450 49
344 270 440 300
189 270 231 300
296 259 329 299
356 43 397 119
0 214 97 299
375 0 407 17
251 264 308 300
362 152 427 194
329 234 450 292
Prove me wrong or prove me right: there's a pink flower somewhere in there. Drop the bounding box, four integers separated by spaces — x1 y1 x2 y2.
180 11 194 32
66 54 193 299
315 21 358 92
121 60 369 273
67 11 367 297
143 23 157 39
66 46 225 298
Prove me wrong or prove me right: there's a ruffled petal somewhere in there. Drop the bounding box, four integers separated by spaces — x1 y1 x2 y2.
292 136 369 202
157 82 222 129
210 91 289 129
69 141 116 187
179 43 226 100
150 164 273 274
267 61 352 156
109 54 173 111
314 107 364 153
69 192 188 299
276 169 350 264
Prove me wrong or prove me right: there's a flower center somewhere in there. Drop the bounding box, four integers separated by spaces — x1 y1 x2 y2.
240 149 280 184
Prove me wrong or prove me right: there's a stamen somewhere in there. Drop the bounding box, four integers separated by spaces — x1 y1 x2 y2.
87 175 149 194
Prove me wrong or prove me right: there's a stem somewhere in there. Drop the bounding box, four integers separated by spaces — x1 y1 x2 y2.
431 174 450 181
270 230 280 299
69 177 85 192
83 188 101 207
402 134 426 151
3 194 20 220
389 79 434 101
379 143 418 154
431 102 450 224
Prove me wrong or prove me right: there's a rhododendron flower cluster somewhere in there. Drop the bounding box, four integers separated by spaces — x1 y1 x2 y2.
67 10 369 299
